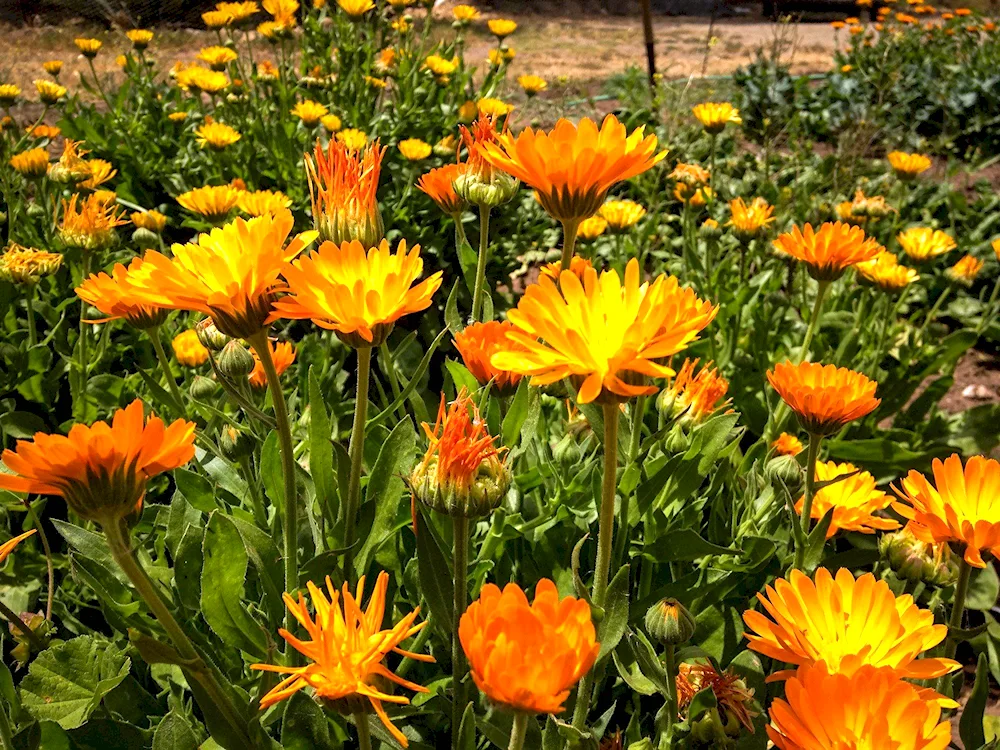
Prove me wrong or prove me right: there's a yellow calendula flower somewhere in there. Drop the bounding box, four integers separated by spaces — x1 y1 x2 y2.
195 121 242 150
177 184 243 222
238 189 292 217
218 0 260 22
598 199 646 232
424 54 459 78
291 100 329 127
796 460 899 538
175 66 229 94
197 46 238 71
131 210 168 233
477 98 513 118
487 18 517 38
79 159 117 191
577 214 608 241
398 138 432 161
336 128 368 151
0 244 63 285
9 148 49 178
897 227 956 262
43 60 63 77
453 4 480 22
517 74 547 96
887 150 932 179
320 113 342 133
945 254 983 286
692 102 742 134
58 193 127 251
855 251 919 293
34 80 67 105
126 29 154 50
168 111 189 123
488 48 515 67
74 38 103 58
458 100 478 123
0 84 21 107
391 17 411 33
116 55 128 69
337 0 375 17
172 329 210 367
728 197 776 240
263 0 299 25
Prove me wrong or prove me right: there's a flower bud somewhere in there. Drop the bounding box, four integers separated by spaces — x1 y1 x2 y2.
765 454 803 492
700 218 722 239
131 227 159 250
218 340 255 379
690 708 738 747
196 318 231 351
47 161 91 185
26 202 46 219
0 212 7 226
189 375 218 400
453 170 520 209
645 598 696 646
219 425 254 461
879 528 959 586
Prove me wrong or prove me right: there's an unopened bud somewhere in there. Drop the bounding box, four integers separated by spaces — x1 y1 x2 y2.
454 170 520 209
196 318 231 352
189 375 218 400
645 598 696 646
219 425 254 461
218 340 254 379
131 227 159 249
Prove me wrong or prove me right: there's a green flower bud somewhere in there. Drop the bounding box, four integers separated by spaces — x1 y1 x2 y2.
454 170 520 209
219 425 254 461
765 454 803 492
189 375 218 400
26 202 46 219
0 211 7 226
879 529 959 586
131 226 159 250
9 611 52 668
196 318 231 352
218 340 254 379
645 598 696 646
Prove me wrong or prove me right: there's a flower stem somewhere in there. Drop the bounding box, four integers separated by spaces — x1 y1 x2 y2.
452 514 470 750
916 287 951 346
613 395 645 567
940 557 972 699
572 401 620 731
149 326 187 417
104 518 252 747
663 643 678 740
471 206 491 322
343 346 372 582
25 284 37 347
76 254 92 420
355 713 373 750
798 279 830 364
507 713 529 750
0 597 43 650
379 341 406 422
26 502 54 621
247 332 299 640
793 433 823 570
559 219 580 272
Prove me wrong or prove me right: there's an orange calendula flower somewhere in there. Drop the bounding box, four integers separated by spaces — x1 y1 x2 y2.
0 400 195 524
768 663 952 750
692 101 742 134
887 151 932 179
76 258 167 329
177 184 242 222
598 199 646 232
126 210 316 340
172 329 209 367
58 193 127 251
856 251 920 293
271 238 442 348
248 339 295 388
0 530 36 565
772 222 883 280
728 197 776 239
306 138 385 248
252 571 432 748
677 661 758 733
29 124 60 140
897 227 956 262
454 112 519 208
744 567 959 682
10 148 49 178
459 579 599 714
410 391 511 517
479 114 666 225
945 254 983 286
493 258 717 405
772 432 803 456
453 320 525 395
417 164 467 216
658 358 731 423
796 460 900 538
540 255 594 282
767 361 880 436
893 454 1000 568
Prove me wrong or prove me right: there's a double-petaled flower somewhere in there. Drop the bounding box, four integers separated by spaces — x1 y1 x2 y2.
767 361 880 435
76 257 168 329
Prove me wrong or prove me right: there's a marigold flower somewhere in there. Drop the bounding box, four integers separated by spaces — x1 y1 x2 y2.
674 183 713 207
336 128 368 151
79 159 116 191
0 530 36 566
577 215 608 240
177 184 242 222
28 124 60 141
125 29 153 50
480 114 666 225
172 329 210 366
34 79 66 105
238 189 292 217
893 454 1000 568
248 339 295 388
539 255 594 282
670 162 710 186
768 663 952 750
677 662 758 733
74 38 102 58
796 460 899 538
458 100 478 123
0 84 20 106
598 199 646 231
337 0 375 16
658 358 731 423
0 244 63 285
291 99 328 126
126 210 316 339
271 238 441 347
167 111 189 123
76 258 167 329
517 74 547 95
197 46 238 70
263 0 299 25
316 115 340 136
58 193 127 251
493 259 716 404
945 254 983 286
219 0 260 22
48 139 91 185
887 150 932 179
856 253 919 294
744 567 959 681
772 432 803 456
0 400 195 523
306 138 385 248
424 54 458 77
194 122 241 151
453 3 479 21
43 60 63 77
252 571 432 747
256 20 280 37
692 101 742 134
772 222 883 281
453 321 525 395
131 210 167 233
487 18 517 37
477 97 513 118
417 164 467 216
9 148 49 178
175 66 229 94
203 9 231 26
766 361 880 436
460 579 598 714
728 197 776 239
398 138 431 161
897 227 956 262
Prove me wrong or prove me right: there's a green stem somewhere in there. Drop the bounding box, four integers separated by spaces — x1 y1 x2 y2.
572 402 619 731
238 455 269 529
355 713 372 750
379 341 405 422
104 518 252 747
559 219 581 272
451 514 470 750
26 503 54 621
798 279 830 363
793 433 823 570
343 346 372 582
25 284 37 347
0 701 13 750
247 332 299 640
507 713 529 750
0 597 43 650
613 395 645 567
149 327 187 417
471 206 491 322
663 643 678 741
916 287 951 345
939 558 972 699
76 254 92 420
708 133 717 208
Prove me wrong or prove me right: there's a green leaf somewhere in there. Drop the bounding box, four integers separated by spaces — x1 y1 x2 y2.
20 636 131 730
174 469 218 513
445 281 463 334
260 432 284 516
415 508 453 637
281 691 336 750
445 359 480 398
967 564 1000 611
153 711 200 750
800 508 835 573
961 653 990 750
597 564 630 661
501 379 531 448
686 686 718 723
308 367 336 522
457 702 476 750
642 529 740 562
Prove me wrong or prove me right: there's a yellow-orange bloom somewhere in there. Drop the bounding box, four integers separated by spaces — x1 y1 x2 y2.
993 238 1000 262
29 124 60 140
336 128 368 151
197 46 238 70
477 97 513 118
673 183 713 207
492 259 717 404
79 159 116 191
772 222 883 280
728 197 776 239
887 150 932 179
767 361 880 435
398 138 431 161
677 662 758 733
291 100 328 126
772 432 804 456
76 258 167 329
598 199 646 231
945 254 983 285
692 101 742 134
856 251 920 293
0 84 20 106
131 210 167 233
539 255 594 282
74 38 102 58
893 454 1000 568
125 210 316 339
177 184 242 222
10 148 49 178
670 162 710 187
126 29 154 49
453 4 479 21
768 663 951 750
897 227 956 262
305 138 385 248
249 339 296 388
337 0 376 17
263 0 299 25
0 244 63 285
424 54 458 77
487 18 517 37
453 321 525 395
272 238 442 348
517 74 547 95
43 60 63 77
459 579 599 714
577 215 608 240
172 329 209 367
0 400 195 523
34 80 66 105
796 460 900 538
218 0 261 22
238 189 292 217
0 529 36 566
195 121 241 150
58 193 127 251
743 567 959 681
417 164 467 216
479 114 666 225
658 358 731 423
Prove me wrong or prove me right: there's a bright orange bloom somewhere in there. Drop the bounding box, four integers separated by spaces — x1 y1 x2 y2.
79 159 116 191
796 460 900 538
416 164 467 216
453 112 519 208
539 255 594 282
29 124 60 140
479 114 666 224
9 148 49 178
772 432 803 456
0 400 195 523
677 662 758 732
744 568 959 682
58 193 127 251
248 339 296 388
887 151 932 179
658 358 731 423
305 138 385 248
767 361 880 435
459 579 599 714
172 329 209 367
0 530 36 565
728 197 776 238
772 222 883 280
946 254 984 285
125 210 317 339
271 238 442 348
493 259 716 404
453 321 525 395
897 227 956 262
893 454 1000 568
768 663 952 750
252 572 432 748
76 257 167 329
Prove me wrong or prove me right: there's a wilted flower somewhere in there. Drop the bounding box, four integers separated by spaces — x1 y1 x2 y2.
58 193 127 251
677 661 758 735
766 361 880 436
0 244 62 285
48 140 92 185
670 162 710 187
79 159 116 191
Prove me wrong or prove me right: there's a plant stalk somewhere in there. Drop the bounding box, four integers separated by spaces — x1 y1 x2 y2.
26 503 54 621
793 433 823 570
471 206 491 322
452 514 470 750
343 346 372 581
939 558 972 699
508 713 529 750
559 218 581 272
149 326 187 417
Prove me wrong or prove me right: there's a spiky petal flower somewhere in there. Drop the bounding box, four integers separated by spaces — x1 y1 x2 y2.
459 579 599 714
58 193 127 251
417 164 467 217
0 244 62 285
766 361 880 436
454 113 519 208
796 460 899 538
251 571 433 748
772 222 883 281
945 254 984 286
76 258 168 329
306 138 385 248
677 661 758 733
492 258 717 405
0 400 195 524
657 358 731 423
728 197 776 240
